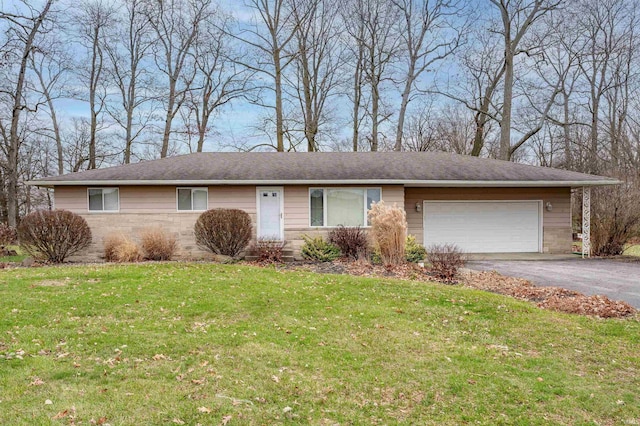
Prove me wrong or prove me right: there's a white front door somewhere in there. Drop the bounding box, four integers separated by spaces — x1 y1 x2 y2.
257 187 283 240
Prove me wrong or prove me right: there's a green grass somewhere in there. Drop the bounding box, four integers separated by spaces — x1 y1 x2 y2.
624 244 640 257
0 263 638 425
0 245 27 263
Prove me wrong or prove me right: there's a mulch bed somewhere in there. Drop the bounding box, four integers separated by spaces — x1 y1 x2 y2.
250 259 637 319
461 270 636 319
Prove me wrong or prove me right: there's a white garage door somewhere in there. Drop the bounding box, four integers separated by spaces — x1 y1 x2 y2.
423 201 541 253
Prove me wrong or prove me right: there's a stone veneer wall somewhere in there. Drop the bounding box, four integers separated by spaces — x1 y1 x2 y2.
75 213 214 261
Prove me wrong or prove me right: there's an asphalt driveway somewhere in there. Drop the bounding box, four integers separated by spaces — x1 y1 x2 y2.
468 259 640 308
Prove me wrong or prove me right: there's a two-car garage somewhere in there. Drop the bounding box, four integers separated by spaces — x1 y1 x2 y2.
423 201 542 253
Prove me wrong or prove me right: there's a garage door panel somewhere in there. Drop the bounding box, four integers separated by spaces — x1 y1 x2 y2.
424 201 540 253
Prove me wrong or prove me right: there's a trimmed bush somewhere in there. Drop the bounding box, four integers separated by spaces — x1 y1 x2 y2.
426 243 465 282
405 235 426 263
328 225 369 259
252 238 287 263
140 228 178 261
17 210 92 263
368 201 407 265
0 224 17 246
194 208 252 258
104 233 142 262
301 235 341 262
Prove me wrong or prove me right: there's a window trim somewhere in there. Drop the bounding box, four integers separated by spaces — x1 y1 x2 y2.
176 187 209 212
308 187 382 228
87 187 120 213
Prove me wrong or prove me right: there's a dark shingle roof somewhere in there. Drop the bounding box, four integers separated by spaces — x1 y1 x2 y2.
30 152 618 187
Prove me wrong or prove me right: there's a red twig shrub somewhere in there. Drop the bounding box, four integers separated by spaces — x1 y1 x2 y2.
194 209 252 258
0 224 17 246
252 238 287 263
426 243 466 282
17 210 92 263
328 226 369 259
368 201 407 265
104 233 142 262
140 228 178 261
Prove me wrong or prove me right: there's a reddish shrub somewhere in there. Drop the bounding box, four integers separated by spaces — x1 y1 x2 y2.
252 238 287 263
17 210 92 263
328 226 369 259
426 243 466 282
140 228 178 261
194 209 252 258
0 224 17 246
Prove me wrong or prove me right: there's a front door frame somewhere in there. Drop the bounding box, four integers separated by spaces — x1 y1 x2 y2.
256 186 284 240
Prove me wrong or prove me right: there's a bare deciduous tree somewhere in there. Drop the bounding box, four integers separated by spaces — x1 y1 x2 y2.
392 0 467 151
145 0 212 158
0 0 55 227
104 0 155 164
489 0 560 160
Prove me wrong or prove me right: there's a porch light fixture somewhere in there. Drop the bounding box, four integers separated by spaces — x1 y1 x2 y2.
545 201 553 212
416 202 422 212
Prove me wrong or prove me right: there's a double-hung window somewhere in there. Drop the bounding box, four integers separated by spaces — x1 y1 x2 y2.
177 188 208 211
309 188 381 227
88 188 119 212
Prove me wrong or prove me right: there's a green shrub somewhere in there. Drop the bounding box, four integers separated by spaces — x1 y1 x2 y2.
328 225 369 259
194 209 252 258
301 235 341 262
18 210 92 263
405 235 426 263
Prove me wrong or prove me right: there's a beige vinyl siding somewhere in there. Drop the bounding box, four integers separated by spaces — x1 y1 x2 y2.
405 187 571 253
54 186 90 211
283 185 404 253
55 185 258 214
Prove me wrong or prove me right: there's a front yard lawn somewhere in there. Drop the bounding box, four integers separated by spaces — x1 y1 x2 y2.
1 263 638 425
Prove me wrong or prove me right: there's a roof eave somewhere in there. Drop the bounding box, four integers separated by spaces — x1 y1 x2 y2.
26 179 622 188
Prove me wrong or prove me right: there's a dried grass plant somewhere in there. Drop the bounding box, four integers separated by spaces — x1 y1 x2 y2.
104 233 142 263
368 201 407 265
140 228 178 261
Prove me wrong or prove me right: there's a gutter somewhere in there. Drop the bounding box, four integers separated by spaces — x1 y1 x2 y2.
27 179 622 188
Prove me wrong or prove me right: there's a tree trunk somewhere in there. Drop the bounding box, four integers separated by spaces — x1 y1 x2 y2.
352 52 362 152
161 78 177 158
394 67 415 151
499 47 513 160
274 48 284 152
6 0 53 227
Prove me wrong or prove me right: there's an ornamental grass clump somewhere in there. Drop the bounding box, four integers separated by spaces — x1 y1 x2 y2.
104 233 142 263
194 208 252 258
17 210 92 263
140 228 178 261
368 201 407 265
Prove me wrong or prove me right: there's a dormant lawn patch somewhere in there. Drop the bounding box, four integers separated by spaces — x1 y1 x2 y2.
0 263 638 425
